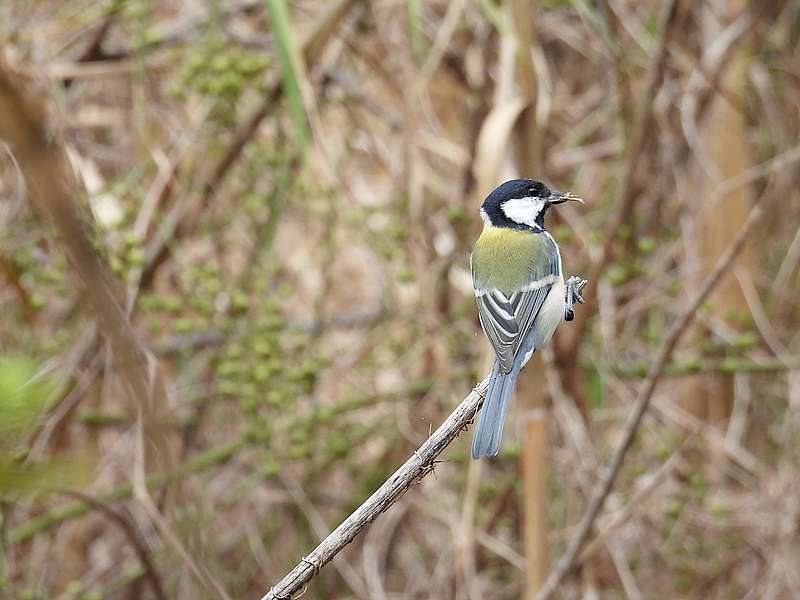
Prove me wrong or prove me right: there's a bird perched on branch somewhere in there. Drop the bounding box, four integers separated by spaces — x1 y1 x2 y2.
471 179 585 459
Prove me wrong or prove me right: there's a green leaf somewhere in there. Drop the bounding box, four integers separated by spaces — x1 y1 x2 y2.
587 367 605 410
0 457 85 499
407 0 425 62
0 355 58 448
266 0 309 156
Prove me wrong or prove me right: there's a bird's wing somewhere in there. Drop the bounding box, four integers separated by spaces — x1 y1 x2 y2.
473 233 560 373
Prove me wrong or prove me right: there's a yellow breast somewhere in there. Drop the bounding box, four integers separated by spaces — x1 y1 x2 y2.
471 225 546 294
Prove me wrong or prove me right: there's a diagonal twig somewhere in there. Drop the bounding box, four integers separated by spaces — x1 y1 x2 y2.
139 0 361 288
535 201 765 600
57 489 167 600
0 58 173 471
561 0 681 356
259 378 490 600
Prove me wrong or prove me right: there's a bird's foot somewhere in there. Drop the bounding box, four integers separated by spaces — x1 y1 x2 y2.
564 275 588 321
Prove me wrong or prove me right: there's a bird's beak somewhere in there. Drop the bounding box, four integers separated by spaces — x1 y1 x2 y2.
546 190 584 206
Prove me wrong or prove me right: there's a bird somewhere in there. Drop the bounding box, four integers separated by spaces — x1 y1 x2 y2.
470 178 583 459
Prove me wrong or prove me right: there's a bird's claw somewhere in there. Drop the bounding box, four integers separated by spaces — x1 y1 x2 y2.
564 276 588 321
566 276 588 303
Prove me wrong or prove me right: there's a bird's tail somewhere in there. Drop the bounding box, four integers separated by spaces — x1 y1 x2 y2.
472 360 519 459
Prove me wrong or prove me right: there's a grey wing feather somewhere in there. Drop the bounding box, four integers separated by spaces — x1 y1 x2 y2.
476 286 550 373
476 296 516 372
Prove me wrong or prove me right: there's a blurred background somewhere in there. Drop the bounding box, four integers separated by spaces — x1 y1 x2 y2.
1 0 799 598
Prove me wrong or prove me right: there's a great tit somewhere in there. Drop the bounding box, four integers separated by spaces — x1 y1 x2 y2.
471 179 583 459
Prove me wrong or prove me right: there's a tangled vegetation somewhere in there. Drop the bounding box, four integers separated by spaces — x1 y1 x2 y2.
1 0 799 598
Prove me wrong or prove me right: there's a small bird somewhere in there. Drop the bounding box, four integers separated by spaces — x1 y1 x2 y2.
471 179 583 459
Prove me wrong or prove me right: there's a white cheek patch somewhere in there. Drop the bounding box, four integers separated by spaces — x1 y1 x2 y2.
501 197 545 228
479 207 491 225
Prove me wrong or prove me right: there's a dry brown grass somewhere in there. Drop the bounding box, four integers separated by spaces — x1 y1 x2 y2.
1 1 799 598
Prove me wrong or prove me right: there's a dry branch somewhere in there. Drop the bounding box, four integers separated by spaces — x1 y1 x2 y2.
0 58 173 471
57 490 167 600
535 202 765 599
260 378 489 600
9 438 246 544
561 0 681 355
140 0 361 286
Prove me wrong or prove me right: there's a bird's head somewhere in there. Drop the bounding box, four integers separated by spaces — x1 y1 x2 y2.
480 179 583 231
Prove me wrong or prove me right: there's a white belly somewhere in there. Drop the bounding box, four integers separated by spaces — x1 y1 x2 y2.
520 274 565 368
536 274 565 345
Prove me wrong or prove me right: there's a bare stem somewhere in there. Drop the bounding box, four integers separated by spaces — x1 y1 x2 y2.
563 0 681 354
535 202 764 600
259 378 489 600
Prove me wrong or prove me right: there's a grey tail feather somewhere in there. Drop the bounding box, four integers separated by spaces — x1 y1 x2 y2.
472 360 519 459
